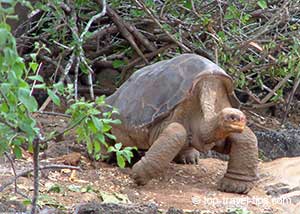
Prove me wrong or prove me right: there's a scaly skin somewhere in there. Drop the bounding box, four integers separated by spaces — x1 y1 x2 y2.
132 122 187 185
217 126 259 194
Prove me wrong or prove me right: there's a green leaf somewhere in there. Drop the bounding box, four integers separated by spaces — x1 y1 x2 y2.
95 95 105 105
94 140 101 154
130 9 144 17
102 123 112 132
87 119 97 133
28 75 44 82
87 141 93 154
22 199 32 206
116 153 125 168
47 89 60 106
30 53 37 61
91 116 103 131
29 62 39 72
53 82 64 93
115 143 122 151
33 83 46 89
257 0 267 9
145 0 155 8
18 88 38 112
0 29 9 47
68 184 81 192
96 133 106 144
110 119 121 125
13 146 22 159
107 146 116 153
105 133 116 140
183 0 192 9
47 184 62 193
122 150 133 163
112 60 125 69
0 103 9 113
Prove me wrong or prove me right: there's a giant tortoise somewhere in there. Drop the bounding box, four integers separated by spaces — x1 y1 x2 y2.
105 54 259 194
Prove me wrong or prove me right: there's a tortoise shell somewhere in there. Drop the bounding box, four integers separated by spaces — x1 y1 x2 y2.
106 54 240 128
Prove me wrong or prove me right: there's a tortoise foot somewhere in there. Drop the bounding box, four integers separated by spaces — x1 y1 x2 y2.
218 176 255 194
131 161 152 186
174 148 200 164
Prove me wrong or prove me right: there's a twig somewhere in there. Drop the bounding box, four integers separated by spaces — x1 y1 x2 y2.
39 52 75 111
5 152 18 194
119 44 175 84
30 138 40 214
282 73 300 124
74 57 80 101
97 0 148 63
80 0 107 40
261 73 293 104
246 76 277 95
124 22 157 52
80 54 95 100
0 164 81 192
245 87 262 104
88 25 118 41
30 62 43 96
134 0 191 52
77 86 115 96
35 111 71 118
242 102 277 110
4 152 29 199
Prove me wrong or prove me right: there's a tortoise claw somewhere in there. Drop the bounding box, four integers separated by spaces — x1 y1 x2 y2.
174 148 200 165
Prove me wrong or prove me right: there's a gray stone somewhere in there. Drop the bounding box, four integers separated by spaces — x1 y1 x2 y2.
255 127 300 160
74 202 158 214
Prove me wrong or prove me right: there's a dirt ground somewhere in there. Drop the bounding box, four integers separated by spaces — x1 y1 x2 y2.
0 113 299 213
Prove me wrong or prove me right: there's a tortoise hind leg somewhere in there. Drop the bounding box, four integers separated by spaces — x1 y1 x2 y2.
216 126 259 194
173 147 200 164
132 122 186 185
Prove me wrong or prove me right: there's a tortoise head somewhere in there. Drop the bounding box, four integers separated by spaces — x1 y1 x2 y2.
218 108 246 134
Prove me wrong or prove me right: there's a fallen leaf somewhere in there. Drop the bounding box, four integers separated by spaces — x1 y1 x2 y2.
100 191 131 204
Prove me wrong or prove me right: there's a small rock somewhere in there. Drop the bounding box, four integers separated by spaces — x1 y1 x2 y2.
191 196 201 205
81 192 100 203
0 200 26 213
74 202 158 214
166 207 184 214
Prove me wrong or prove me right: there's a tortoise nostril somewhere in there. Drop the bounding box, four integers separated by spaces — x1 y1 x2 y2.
230 114 236 121
229 114 246 122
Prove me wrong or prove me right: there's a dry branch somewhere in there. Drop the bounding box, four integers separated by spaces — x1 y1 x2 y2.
133 0 191 52
97 0 148 63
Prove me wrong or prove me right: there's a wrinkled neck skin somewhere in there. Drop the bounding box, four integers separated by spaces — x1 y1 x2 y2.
190 78 227 151
191 113 227 151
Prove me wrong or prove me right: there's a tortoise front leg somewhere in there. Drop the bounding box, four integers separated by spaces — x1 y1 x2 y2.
217 126 259 194
132 122 186 185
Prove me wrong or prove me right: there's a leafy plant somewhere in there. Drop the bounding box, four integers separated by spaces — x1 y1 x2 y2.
108 143 137 168
0 1 39 157
66 96 136 167
66 96 119 159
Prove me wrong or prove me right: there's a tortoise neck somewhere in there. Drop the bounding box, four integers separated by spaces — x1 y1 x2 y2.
203 114 227 142
191 113 229 150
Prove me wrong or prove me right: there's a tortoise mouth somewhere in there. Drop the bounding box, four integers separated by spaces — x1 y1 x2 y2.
225 121 245 132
